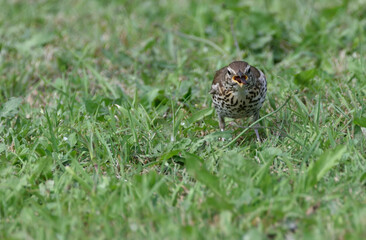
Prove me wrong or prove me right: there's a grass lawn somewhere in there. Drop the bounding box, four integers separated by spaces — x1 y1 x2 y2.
1 0 366 239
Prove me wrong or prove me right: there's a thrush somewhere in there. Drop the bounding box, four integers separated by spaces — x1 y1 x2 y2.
209 61 267 142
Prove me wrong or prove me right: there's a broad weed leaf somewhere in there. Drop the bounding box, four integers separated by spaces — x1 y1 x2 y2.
0 97 22 119
185 108 213 126
354 117 366 127
294 69 317 88
306 146 347 188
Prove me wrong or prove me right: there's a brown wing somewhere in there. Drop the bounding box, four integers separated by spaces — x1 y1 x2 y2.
209 66 227 95
249 66 260 78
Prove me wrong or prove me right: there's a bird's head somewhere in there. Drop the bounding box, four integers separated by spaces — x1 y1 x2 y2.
225 61 255 89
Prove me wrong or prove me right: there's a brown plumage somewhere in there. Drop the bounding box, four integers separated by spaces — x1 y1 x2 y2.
210 61 267 141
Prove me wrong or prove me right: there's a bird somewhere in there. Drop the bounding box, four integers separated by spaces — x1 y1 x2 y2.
209 61 267 142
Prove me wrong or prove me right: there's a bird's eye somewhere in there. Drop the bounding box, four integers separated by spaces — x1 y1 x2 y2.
227 70 231 75
247 68 251 74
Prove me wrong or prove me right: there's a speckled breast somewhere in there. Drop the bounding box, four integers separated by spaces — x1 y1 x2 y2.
212 85 267 119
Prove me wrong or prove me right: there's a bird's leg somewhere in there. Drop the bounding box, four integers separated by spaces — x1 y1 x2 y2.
253 113 261 142
218 114 225 132
218 114 226 141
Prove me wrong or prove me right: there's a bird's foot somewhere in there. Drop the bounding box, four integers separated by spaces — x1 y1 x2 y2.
254 128 262 143
219 129 226 141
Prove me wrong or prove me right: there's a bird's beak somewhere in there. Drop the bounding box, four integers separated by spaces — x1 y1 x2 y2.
232 74 248 87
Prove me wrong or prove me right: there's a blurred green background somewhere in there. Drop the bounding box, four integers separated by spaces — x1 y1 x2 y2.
1 0 366 239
